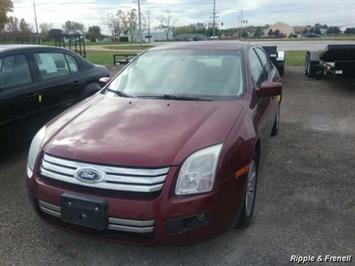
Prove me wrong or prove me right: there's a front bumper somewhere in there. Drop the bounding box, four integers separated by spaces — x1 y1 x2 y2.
27 166 247 245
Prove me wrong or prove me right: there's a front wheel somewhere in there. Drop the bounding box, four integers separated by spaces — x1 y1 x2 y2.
235 158 258 228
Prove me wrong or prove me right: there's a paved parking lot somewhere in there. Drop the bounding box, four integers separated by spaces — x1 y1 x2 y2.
0 66 354 266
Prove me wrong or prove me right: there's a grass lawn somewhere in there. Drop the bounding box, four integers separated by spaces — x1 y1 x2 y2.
87 50 307 68
103 45 154 50
285 51 306 66
86 50 146 65
86 51 115 65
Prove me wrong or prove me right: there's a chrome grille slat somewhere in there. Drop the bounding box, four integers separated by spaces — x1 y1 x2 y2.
40 154 169 193
105 174 166 185
43 154 169 176
39 200 61 212
38 200 61 218
107 224 154 233
42 161 76 176
108 217 154 227
38 200 154 233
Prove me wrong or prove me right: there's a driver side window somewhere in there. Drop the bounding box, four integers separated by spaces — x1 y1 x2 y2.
249 49 266 87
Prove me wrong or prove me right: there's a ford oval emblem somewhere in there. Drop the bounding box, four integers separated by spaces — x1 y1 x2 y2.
75 168 103 183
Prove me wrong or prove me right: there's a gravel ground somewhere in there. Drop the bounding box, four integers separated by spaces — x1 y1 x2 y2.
0 66 354 266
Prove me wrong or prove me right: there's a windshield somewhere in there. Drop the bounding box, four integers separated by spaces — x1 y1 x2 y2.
106 49 244 100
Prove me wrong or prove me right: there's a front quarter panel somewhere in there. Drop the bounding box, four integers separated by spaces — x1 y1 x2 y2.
218 103 256 184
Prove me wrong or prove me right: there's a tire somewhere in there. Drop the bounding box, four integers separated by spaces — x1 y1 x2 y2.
277 63 285 77
304 54 310 76
235 157 258 228
271 104 280 136
278 67 284 77
305 53 316 78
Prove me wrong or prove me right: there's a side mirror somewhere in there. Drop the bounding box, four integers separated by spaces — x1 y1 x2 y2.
258 81 282 97
99 77 111 86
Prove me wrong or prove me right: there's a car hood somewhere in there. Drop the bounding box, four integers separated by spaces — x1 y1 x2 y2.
44 94 244 167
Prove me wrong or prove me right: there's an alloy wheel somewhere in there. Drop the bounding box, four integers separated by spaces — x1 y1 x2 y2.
245 160 257 216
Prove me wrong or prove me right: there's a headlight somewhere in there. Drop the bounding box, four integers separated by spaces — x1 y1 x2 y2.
27 126 46 177
175 144 223 195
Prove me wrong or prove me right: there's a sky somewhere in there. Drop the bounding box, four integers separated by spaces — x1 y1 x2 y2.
11 0 355 33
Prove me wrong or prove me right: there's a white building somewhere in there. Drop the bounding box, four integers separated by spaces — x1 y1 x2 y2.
266 22 295 36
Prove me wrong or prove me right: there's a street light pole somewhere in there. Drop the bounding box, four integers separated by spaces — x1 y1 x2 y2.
212 0 216 39
137 0 143 44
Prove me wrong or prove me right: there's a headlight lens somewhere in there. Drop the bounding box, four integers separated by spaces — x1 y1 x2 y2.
175 144 223 195
27 126 46 175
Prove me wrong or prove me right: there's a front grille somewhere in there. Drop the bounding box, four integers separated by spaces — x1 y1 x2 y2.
40 154 170 193
38 200 155 233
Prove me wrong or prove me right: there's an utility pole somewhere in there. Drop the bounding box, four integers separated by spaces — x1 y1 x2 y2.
237 15 240 39
137 0 143 44
33 0 39 37
212 0 216 39
146 10 151 43
167 10 171 41
240 10 243 39
134 0 144 44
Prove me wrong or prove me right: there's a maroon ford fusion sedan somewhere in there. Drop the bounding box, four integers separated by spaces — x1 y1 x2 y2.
26 41 282 245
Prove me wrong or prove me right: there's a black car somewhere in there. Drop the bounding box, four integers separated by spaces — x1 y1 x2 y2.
0 45 110 145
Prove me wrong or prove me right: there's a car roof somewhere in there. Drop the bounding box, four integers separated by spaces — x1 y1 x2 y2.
0 44 69 53
150 41 256 52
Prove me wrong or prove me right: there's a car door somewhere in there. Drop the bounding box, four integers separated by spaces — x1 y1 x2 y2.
249 48 271 155
254 47 280 132
31 51 85 112
0 52 39 128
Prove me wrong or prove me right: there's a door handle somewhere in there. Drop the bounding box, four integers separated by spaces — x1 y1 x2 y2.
73 81 81 88
23 92 37 98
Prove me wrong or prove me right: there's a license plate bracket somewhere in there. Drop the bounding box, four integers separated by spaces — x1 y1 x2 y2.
60 193 107 231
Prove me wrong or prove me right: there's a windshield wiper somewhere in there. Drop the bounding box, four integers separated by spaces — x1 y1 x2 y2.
106 88 134 98
137 94 212 101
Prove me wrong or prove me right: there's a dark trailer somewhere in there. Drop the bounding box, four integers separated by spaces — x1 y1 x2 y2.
263 46 285 77
305 44 355 78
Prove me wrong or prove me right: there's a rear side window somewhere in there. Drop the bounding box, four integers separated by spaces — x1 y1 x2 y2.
255 48 274 75
249 49 266 87
34 53 70 80
0 54 32 90
65 54 79 72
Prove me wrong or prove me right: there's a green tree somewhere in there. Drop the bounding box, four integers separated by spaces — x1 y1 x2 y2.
344 27 355 35
86 26 102 42
253 27 264 38
0 0 13 30
326 26 341 36
314 27 321 35
105 11 123 39
127 9 137 42
5 16 18 33
63 20 84 34
19 18 32 38
48 28 63 40
274 29 282 38
267 29 274 37
241 30 248 39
